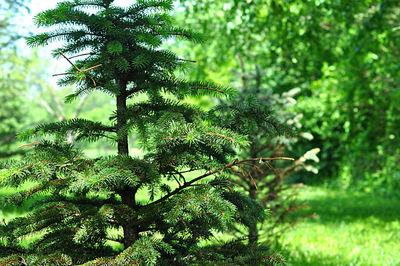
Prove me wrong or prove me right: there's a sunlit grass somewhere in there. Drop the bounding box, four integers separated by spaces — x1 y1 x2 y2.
279 186 400 265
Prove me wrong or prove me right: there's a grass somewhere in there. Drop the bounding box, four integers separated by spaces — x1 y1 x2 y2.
279 186 400 265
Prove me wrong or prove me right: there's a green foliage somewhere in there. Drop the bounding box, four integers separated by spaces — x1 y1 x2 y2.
114 236 173 265
1 0 283 264
0 49 50 160
222 191 266 229
211 63 319 246
175 0 400 194
294 1 400 191
0 253 73 266
0 0 30 47
0 1 32 160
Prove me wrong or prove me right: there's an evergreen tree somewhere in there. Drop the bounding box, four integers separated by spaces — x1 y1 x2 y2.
213 62 319 245
0 0 286 264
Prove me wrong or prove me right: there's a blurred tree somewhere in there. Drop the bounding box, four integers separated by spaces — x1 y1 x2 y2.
0 51 40 159
0 0 29 9
0 0 32 159
33 84 116 155
214 59 319 245
0 0 30 47
0 0 113 159
175 0 400 192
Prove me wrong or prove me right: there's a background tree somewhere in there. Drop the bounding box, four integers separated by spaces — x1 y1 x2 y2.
0 0 33 159
0 0 285 264
175 0 400 193
213 59 319 245
0 0 30 47
0 0 114 160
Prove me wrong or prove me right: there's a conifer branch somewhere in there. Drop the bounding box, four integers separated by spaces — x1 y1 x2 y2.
18 142 40 149
105 237 123 243
53 52 101 86
207 132 236 142
68 52 96 59
191 86 224 94
141 157 293 209
82 64 102 73
71 3 107 8
175 171 187 183
59 51 81 72
87 75 97 86
167 32 191 38
52 72 75 77
171 174 182 187
178 58 196 63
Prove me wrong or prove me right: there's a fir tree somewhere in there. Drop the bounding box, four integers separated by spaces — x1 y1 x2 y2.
0 0 287 264
213 60 319 246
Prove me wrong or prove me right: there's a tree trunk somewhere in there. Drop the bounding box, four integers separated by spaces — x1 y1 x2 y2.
116 93 129 155
116 85 138 248
248 147 259 244
120 189 139 248
248 181 258 245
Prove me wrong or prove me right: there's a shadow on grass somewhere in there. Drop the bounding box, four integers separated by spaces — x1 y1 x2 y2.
283 249 354 266
291 187 400 223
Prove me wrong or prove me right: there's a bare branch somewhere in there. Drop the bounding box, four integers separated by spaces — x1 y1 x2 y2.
68 52 96 59
82 64 102 73
141 157 293 209
59 51 81 72
178 58 197 63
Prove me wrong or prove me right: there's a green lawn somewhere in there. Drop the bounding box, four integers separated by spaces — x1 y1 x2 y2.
279 186 400 265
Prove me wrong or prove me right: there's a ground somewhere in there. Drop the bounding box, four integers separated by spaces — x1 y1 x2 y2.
280 186 400 265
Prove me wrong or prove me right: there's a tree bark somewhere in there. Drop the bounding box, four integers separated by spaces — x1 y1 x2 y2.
116 93 129 155
248 180 258 245
120 189 139 248
248 146 259 245
115 83 138 248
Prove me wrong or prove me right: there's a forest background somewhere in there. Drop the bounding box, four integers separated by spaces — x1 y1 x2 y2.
1 0 399 264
